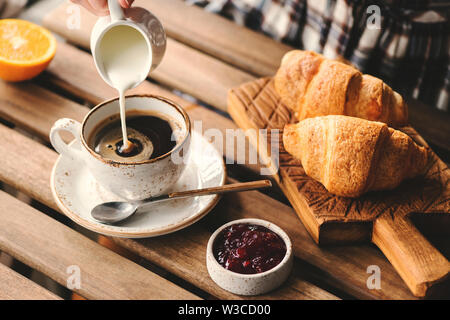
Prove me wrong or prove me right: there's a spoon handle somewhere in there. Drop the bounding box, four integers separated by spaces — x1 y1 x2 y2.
168 180 272 199
137 180 272 206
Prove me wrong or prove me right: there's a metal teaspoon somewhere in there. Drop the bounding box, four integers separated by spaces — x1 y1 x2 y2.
91 180 272 224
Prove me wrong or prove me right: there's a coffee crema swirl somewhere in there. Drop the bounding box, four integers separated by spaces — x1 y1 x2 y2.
88 111 180 162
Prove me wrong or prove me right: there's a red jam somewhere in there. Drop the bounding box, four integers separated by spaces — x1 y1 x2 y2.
213 223 287 274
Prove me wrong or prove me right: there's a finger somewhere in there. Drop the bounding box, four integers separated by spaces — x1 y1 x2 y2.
76 0 98 13
88 0 109 14
118 0 134 8
71 0 106 16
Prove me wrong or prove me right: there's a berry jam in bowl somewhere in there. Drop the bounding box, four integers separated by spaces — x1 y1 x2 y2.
206 218 293 296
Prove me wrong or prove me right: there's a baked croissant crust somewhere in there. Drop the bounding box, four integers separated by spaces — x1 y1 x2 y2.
283 116 429 197
275 50 408 127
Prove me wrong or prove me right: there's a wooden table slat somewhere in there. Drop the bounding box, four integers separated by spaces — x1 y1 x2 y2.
0 263 61 300
0 143 198 299
0 118 337 300
0 72 414 299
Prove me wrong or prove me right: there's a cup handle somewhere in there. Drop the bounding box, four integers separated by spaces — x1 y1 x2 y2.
50 118 84 161
108 0 124 22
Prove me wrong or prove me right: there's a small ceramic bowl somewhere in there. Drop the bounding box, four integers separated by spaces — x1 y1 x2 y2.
206 218 293 296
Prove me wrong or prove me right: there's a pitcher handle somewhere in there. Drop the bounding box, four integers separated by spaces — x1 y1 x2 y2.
108 0 125 22
50 118 84 161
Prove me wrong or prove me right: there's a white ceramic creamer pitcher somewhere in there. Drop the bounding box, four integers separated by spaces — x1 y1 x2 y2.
90 0 166 89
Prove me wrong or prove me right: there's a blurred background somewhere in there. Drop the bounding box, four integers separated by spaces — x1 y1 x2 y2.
187 0 450 112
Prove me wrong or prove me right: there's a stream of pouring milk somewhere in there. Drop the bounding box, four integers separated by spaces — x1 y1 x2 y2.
99 25 151 151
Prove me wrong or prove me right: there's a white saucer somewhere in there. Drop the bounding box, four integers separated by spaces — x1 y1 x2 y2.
50 131 226 238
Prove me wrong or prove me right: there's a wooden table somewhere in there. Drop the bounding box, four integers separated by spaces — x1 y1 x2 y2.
0 0 449 300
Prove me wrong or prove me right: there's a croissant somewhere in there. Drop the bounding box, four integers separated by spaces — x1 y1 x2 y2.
274 50 408 127
283 115 429 197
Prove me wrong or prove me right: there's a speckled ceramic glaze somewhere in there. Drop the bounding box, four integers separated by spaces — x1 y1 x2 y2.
50 95 191 201
206 218 293 296
91 0 166 82
50 130 226 238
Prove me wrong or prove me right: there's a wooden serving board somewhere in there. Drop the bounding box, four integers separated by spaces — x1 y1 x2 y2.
228 77 450 298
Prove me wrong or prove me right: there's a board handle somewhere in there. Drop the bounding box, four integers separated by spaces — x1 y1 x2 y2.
372 214 450 297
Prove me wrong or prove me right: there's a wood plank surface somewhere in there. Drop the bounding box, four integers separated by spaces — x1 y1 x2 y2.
0 77 416 299
0 121 337 300
30 1 442 298
116 185 419 300
114 215 339 301
42 2 450 154
0 263 61 300
1 0 444 301
133 0 292 76
0 156 198 300
406 97 450 153
0 79 87 139
0 118 59 212
1 42 330 300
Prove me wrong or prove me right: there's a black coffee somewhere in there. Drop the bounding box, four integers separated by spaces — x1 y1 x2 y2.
88 111 178 162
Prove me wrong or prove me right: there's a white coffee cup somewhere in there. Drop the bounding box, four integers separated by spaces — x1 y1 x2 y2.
90 0 166 89
50 95 191 201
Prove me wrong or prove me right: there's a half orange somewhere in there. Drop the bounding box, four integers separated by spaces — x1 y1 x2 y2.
0 19 56 82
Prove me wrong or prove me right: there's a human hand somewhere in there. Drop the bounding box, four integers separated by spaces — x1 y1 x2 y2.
70 0 134 16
